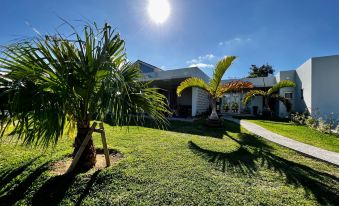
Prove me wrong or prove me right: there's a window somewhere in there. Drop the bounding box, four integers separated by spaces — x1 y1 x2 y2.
285 92 293 99
301 89 304 100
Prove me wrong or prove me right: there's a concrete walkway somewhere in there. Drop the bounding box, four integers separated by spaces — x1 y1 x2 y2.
225 117 339 166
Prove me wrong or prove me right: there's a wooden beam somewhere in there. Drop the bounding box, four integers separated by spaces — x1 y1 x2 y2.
66 122 97 174
100 122 111 167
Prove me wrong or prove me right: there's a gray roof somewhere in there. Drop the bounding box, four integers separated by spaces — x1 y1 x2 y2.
141 67 210 82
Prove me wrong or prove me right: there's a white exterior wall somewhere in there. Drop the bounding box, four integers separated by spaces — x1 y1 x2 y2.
311 55 339 116
192 88 209 116
295 59 313 113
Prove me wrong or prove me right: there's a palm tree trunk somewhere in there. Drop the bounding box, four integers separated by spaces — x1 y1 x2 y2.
72 121 96 172
264 96 274 117
209 99 219 120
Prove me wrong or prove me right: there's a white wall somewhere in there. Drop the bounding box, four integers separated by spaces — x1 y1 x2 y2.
311 55 339 116
192 88 209 116
295 59 313 114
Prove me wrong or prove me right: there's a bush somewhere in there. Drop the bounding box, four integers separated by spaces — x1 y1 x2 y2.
290 112 307 125
317 118 332 134
305 116 317 129
223 103 229 112
291 110 338 134
231 102 239 112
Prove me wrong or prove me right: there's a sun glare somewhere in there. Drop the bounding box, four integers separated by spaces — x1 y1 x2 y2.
147 0 171 24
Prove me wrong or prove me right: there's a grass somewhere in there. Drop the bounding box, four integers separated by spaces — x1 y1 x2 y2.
244 118 339 153
0 120 338 205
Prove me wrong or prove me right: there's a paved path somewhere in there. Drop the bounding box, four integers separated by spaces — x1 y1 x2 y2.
225 117 339 166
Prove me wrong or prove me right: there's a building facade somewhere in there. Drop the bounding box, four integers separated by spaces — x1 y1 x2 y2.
137 55 339 118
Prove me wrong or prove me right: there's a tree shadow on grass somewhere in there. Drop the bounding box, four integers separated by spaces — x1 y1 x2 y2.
188 131 339 205
139 119 233 139
0 157 41 193
0 161 49 206
31 173 76 206
0 155 103 206
189 141 257 174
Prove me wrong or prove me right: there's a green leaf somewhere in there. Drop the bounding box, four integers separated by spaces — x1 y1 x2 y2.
268 80 296 95
176 77 210 97
210 56 236 92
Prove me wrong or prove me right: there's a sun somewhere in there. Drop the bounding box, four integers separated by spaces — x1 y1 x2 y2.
147 0 171 24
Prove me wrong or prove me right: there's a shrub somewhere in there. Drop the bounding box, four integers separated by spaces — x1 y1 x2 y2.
317 118 332 134
231 102 239 112
223 103 229 112
305 116 317 129
291 112 307 125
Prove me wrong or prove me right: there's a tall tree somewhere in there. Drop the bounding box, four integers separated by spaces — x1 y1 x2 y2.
0 23 169 172
242 80 296 116
177 56 253 121
248 64 274 78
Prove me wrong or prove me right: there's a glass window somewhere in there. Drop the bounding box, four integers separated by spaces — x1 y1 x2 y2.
285 92 293 99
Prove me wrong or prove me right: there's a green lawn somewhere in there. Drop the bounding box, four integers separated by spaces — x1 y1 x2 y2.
0 120 338 205
245 119 339 153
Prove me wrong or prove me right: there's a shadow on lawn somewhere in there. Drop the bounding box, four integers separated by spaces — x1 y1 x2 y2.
140 119 229 139
31 170 101 206
0 161 50 206
0 157 41 192
188 121 339 205
0 157 101 206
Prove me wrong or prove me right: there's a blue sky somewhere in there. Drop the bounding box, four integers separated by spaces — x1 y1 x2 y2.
1 0 339 79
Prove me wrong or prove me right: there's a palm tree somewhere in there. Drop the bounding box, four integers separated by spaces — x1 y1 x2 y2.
177 56 253 121
0 23 169 172
242 80 296 116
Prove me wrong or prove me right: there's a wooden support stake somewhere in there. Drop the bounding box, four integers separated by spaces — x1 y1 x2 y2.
100 122 111 167
66 122 97 174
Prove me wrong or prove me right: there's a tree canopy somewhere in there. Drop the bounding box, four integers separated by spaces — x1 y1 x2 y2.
248 64 274 78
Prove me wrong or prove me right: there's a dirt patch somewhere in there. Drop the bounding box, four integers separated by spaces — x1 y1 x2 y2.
50 149 123 175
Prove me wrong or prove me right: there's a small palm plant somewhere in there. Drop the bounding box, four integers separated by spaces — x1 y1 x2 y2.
0 23 169 172
177 56 253 121
242 80 296 116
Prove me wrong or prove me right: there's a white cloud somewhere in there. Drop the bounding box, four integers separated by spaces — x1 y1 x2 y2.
186 53 215 65
189 63 214 69
218 37 252 47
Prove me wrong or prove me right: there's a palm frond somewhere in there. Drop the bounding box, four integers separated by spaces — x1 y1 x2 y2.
267 80 296 95
176 77 210 97
99 63 170 128
0 22 168 147
242 90 267 106
210 56 236 92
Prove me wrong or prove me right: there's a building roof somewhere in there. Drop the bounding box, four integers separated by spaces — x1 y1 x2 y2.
136 60 163 73
141 67 210 82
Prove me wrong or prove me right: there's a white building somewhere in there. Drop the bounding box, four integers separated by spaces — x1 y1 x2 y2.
137 55 339 118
